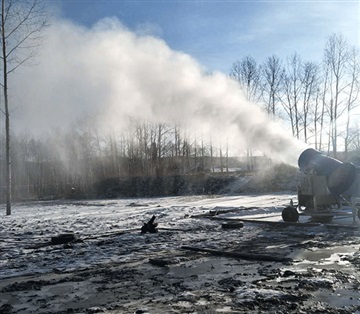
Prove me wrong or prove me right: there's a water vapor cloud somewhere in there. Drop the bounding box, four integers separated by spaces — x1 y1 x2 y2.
12 18 306 165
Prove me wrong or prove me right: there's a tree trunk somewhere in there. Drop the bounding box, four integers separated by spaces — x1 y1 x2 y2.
2 0 11 215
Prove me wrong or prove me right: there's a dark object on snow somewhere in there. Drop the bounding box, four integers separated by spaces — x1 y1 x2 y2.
51 233 76 245
221 222 244 229
149 258 170 267
141 215 158 233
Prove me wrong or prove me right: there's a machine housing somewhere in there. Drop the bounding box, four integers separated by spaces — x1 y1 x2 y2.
282 148 360 222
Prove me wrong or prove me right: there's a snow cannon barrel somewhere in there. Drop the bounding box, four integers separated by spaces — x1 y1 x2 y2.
298 148 356 195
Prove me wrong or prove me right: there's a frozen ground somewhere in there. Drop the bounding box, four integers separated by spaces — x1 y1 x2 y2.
1 192 360 313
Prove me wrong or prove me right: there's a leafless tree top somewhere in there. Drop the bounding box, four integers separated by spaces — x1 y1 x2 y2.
0 0 51 75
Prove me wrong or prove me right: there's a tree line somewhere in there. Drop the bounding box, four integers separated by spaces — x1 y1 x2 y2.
0 120 245 202
230 33 360 159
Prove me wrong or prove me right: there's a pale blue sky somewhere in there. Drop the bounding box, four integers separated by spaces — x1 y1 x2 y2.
53 0 360 73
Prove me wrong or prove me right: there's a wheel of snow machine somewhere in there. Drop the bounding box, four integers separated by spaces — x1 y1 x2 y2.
282 206 299 223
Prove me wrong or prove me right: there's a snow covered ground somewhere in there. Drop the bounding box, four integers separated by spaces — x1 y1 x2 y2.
0 194 291 278
1 193 360 313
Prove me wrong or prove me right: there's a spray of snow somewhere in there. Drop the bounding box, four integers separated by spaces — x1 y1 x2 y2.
11 18 306 165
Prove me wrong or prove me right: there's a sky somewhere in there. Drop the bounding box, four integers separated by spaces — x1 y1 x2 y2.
53 0 360 73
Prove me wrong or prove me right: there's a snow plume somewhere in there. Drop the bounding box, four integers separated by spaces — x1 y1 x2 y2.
11 17 306 166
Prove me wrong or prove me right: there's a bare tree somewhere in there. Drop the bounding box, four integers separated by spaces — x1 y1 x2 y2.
313 65 330 151
323 33 350 157
343 47 360 157
230 56 262 170
262 55 285 118
230 56 262 103
1 0 50 215
301 61 320 143
282 53 303 138
281 54 319 143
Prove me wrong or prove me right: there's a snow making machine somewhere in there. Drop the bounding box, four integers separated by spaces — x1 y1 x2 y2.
282 148 360 223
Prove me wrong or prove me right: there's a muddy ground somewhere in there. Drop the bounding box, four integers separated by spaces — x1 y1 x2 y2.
1 195 360 313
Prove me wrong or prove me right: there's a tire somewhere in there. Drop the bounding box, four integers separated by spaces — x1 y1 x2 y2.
282 206 299 223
